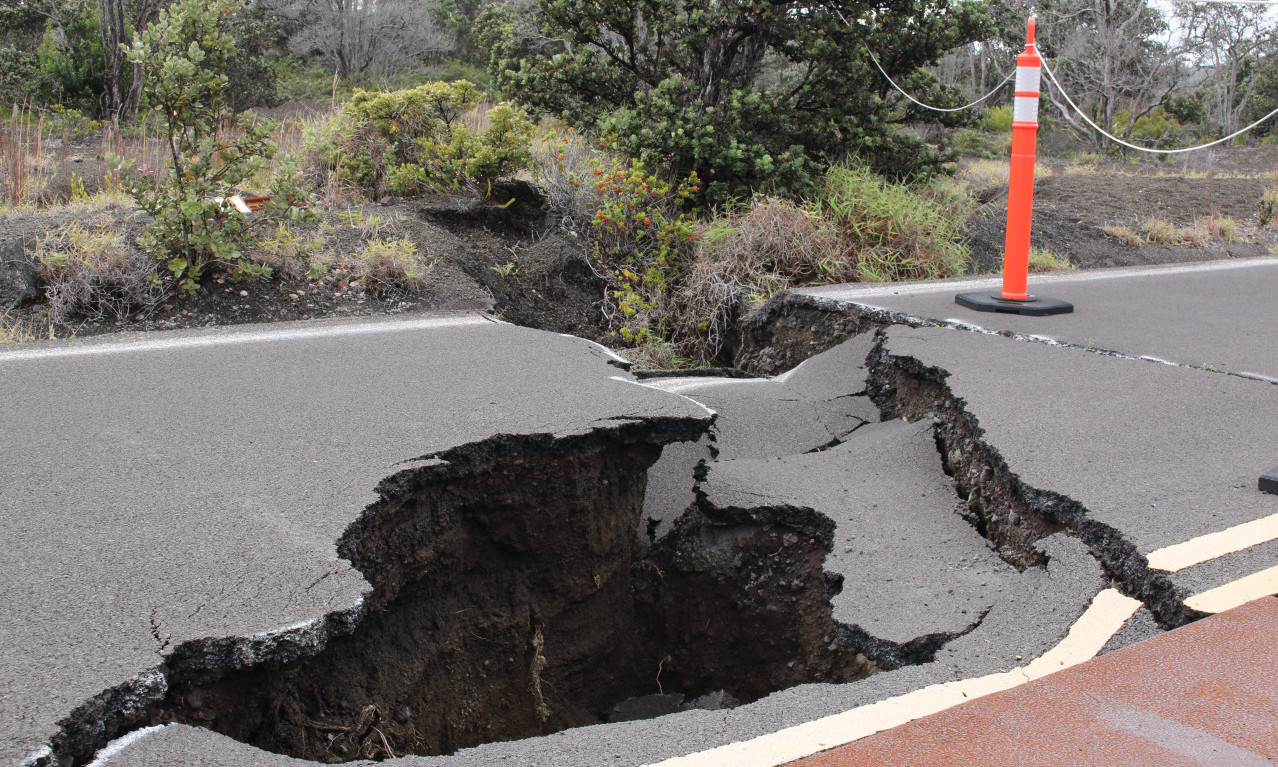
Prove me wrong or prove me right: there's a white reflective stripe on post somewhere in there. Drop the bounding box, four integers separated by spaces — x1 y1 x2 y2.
1013 95 1039 123
1015 66 1041 93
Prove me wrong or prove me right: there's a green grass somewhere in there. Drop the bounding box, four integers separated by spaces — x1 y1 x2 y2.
815 165 970 282
1027 246 1076 272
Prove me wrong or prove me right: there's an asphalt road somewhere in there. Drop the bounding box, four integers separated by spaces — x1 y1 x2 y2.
9 256 1278 767
797 257 1278 381
0 314 711 767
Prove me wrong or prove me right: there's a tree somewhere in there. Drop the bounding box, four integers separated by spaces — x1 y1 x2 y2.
98 0 164 118
483 0 992 204
124 0 312 292
1035 0 1182 154
1178 2 1273 135
276 0 448 79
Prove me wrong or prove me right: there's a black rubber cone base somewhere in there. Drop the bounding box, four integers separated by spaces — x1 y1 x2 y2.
955 292 1075 317
1261 467 1278 495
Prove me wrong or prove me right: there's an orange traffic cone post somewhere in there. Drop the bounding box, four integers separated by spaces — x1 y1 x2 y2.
957 18 1074 317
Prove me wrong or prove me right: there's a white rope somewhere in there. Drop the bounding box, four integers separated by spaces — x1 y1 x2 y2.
1038 50 1278 154
868 50 1016 113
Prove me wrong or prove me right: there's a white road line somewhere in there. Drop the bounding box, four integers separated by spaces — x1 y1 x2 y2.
642 589 1141 767
84 725 167 767
0 314 495 362
641 377 772 394
1147 512 1278 572
1185 565 1278 614
795 257 1278 301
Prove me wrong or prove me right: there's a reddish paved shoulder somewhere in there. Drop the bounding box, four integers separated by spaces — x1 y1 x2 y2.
789 597 1278 767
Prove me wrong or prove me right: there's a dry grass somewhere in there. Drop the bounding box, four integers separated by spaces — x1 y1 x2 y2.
819 165 969 283
956 158 1008 192
671 198 839 364
1 104 50 206
1198 215 1239 243
249 222 328 280
33 220 161 322
0 308 59 343
1141 218 1203 246
1026 246 1076 272
1101 224 1144 246
354 236 432 296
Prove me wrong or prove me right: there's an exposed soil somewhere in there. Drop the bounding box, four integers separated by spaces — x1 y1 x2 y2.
965 163 1278 274
5 149 1277 355
2 181 611 344
142 424 872 764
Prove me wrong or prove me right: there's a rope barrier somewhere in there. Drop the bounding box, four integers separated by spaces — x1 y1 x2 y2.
867 49 1016 113
1037 49 1278 154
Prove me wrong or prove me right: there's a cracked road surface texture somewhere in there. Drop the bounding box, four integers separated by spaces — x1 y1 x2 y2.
640 335 878 541
11 253 1278 767
0 315 711 767
879 324 1278 599
797 257 1278 380
702 419 1019 655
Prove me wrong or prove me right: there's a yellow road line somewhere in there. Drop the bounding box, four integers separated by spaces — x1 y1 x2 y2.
1146 513 1278 572
642 589 1141 767
1185 565 1278 614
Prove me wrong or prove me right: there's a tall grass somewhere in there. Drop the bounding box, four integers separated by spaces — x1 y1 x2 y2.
1 103 45 206
816 165 970 282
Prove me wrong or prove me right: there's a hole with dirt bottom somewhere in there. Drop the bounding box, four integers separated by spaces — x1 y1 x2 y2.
152 428 873 763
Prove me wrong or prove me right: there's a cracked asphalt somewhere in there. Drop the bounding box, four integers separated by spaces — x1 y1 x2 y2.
4 256 1278 767
0 315 711 767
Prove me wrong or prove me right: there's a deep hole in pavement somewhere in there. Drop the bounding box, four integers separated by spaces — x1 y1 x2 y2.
149 425 874 763
50 324 1181 767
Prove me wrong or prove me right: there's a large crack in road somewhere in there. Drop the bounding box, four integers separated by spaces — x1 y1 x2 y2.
16 305 1258 767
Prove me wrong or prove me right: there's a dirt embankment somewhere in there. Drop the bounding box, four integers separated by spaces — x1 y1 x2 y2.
966 171 1278 274
6 153 1277 349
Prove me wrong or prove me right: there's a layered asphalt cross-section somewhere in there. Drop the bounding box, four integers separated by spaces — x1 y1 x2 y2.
0 315 712 767
872 323 1278 624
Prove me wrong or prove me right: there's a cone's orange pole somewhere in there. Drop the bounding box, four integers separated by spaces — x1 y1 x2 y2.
1002 17 1041 301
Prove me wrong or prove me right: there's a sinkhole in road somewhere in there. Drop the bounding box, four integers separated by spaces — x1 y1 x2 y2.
155 427 875 763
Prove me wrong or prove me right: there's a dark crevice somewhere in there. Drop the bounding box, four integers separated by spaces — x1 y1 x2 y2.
834 608 990 671
802 421 870 454
44 409 895 767
865 331 1203 630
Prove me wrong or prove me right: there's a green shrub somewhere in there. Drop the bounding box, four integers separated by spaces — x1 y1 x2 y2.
122 0 315 294
589 160 699 346
982 106 1014 133
304 80 533 199
34 0 110 111
1259 186 1278 225
0 47 37 104
34 222 161 321
485 0 990 206
952 128 1000 159
815 165 970 282
355 237 432 295
1115 107 1184 149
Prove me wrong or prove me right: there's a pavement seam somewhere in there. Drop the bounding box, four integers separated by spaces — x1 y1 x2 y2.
749 291 1277 387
